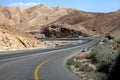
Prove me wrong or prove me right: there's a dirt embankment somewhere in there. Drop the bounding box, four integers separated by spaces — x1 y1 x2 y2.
0 25 45 50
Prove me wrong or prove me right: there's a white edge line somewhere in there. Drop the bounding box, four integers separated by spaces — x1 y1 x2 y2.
0 40 97 63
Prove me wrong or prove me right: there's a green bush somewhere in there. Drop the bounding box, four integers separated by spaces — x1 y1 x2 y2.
97 62 111 74
66 58 82 68
79 64 93 72
67 41 119 75
74 62 82 68
66 58 93 72
116 40 120 44
90 41 119 74
66 58 75 65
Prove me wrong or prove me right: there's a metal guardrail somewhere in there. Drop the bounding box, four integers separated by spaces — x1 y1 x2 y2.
37 37 98 41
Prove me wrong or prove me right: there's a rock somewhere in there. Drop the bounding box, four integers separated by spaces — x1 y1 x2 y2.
42 23 90 38
0 25 45 50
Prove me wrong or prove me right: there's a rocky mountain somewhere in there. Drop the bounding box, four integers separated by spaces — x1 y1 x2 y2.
0 4 120 40
90 11 120 40
0 6 24 26
16 4 74 31
0 24 45 50
44 10 120 40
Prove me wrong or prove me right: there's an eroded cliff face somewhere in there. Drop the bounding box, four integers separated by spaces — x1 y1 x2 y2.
0 25 45 50
42 23 93 38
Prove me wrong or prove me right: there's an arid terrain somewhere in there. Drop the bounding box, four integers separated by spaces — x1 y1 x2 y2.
0 24 45 50
67 40 120 80
0 4 120 50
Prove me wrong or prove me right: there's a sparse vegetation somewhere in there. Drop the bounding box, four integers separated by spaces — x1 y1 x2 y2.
66 58 75 65
67 40 120 80
90 41 119 74
79 64 93 72
66 58 94 72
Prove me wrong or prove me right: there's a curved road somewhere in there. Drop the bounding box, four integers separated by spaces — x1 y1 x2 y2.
0 38 100 80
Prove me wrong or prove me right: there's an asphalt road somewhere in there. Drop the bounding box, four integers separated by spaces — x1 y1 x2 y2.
0 38 100 80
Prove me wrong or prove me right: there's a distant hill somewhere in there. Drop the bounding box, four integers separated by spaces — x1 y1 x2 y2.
0 4 120 40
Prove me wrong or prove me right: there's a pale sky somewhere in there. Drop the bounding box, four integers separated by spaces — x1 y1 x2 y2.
0 0 120 12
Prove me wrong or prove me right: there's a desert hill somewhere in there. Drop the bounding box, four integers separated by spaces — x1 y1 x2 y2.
0 4 120 41
0 24 45 50
0 6 24 26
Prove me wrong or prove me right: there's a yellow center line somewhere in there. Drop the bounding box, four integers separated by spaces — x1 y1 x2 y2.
34 54 67 80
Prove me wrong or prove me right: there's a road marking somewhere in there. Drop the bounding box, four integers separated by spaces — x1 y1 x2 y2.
0 39 97 63
0 42 83 63
34 54 67 80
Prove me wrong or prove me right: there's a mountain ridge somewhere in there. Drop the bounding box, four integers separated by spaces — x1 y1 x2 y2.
0 4 120 40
